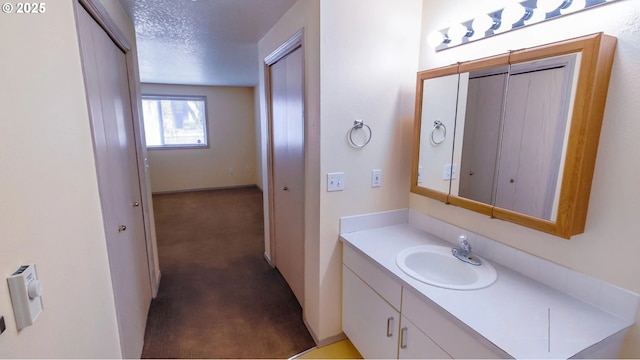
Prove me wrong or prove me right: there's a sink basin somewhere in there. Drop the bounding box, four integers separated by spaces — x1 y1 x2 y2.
396 245 497 290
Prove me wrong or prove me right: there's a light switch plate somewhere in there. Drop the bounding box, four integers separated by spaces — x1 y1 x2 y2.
443 164 457 180
7 264 44 330
327 172 344 191
371 169 382 187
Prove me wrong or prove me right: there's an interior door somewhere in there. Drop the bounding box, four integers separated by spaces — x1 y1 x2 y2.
496 67 567 219
77 6 152 358
270 46 305 305
459 73 507 204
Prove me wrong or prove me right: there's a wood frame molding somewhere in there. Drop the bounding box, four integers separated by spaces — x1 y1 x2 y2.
410 64 459 204
411 33 617 239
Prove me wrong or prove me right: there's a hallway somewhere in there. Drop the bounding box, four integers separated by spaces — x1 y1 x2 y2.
141 187 315 358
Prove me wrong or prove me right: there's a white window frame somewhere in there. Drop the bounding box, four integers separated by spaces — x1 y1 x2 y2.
141 94 209 149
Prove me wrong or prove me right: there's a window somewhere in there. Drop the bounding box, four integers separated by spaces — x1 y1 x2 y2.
141 95 208 148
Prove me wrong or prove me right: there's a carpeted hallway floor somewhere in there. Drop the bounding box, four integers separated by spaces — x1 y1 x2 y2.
141 186 316 359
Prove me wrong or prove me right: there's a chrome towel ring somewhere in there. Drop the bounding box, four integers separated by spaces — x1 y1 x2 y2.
348 120 372 148
431 120 446 145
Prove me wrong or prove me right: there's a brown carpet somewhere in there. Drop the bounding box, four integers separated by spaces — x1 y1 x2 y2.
142 186 316 359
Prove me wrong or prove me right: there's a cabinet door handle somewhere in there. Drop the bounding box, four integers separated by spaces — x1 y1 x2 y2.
386 317 394 337
400 326 408 349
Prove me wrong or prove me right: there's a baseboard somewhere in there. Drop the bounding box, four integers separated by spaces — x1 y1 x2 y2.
151 184 258 195
302 317 346 347
152 271 161 298
263 252 274 267
288 345 317 360
316 332 347 347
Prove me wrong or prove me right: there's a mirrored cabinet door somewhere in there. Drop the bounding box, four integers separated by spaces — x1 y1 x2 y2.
494 54 577 221
447 54 511 216
411 65 459 203
453 67 508 207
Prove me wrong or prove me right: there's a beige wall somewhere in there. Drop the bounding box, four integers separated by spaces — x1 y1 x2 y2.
143 84 257 193
253 86 264 190
0 0 130 357
413 0 640 356
257 0 323 340
258 0 422 343
317 0 422 340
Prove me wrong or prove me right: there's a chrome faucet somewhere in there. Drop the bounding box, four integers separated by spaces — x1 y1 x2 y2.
452 235 482 266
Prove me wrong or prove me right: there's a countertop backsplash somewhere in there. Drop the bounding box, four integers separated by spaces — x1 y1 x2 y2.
339 208 640 324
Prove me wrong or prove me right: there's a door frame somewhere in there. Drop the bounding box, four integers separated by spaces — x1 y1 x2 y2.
264 30 305 277
74 0 160 296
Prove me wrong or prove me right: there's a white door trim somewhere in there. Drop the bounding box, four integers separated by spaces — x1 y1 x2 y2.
265 30 303 66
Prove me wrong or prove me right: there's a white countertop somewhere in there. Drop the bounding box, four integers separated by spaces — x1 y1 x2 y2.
340 224 632 359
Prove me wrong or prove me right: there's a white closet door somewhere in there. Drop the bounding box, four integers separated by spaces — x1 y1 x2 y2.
459 73 506 204
270 46 305 305
77 7 151 358
496 67 566 219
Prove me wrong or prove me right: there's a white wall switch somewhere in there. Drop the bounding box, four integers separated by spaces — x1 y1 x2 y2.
327 172 344 192
7 264 44 330
371 169 382 187
443 164 457 180
418 166 423 183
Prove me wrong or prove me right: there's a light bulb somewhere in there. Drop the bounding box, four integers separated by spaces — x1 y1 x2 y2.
560 0 585 14
448 23 473 42
472 14 501 35
536 0 572 14
501 3 533 28
524 9 546 24
427 31 449 48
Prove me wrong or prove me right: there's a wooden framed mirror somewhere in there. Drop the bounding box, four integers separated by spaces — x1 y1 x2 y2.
411 33 617 239
411 64 460 203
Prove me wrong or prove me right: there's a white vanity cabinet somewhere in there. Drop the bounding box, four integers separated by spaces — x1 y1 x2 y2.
342 245 509 359
398 315 450 359
342 266 448 359
402 288 509 359
342 266 400 359
342 242 403 358
341 221 637 358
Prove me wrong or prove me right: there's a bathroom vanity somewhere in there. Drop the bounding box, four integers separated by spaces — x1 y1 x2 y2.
340 213 635 359
343 240 508 359
340 31 633 359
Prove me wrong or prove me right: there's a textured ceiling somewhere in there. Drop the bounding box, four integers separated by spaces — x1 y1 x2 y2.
118 0 298 86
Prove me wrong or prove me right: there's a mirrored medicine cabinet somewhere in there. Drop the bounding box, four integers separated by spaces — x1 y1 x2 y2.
411 33 617 239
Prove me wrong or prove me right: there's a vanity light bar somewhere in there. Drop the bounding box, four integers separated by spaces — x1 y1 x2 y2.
428 0 619 51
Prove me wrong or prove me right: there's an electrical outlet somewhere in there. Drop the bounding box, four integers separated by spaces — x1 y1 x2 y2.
327 172 344 192
443 164 457 180
371 169 382 187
